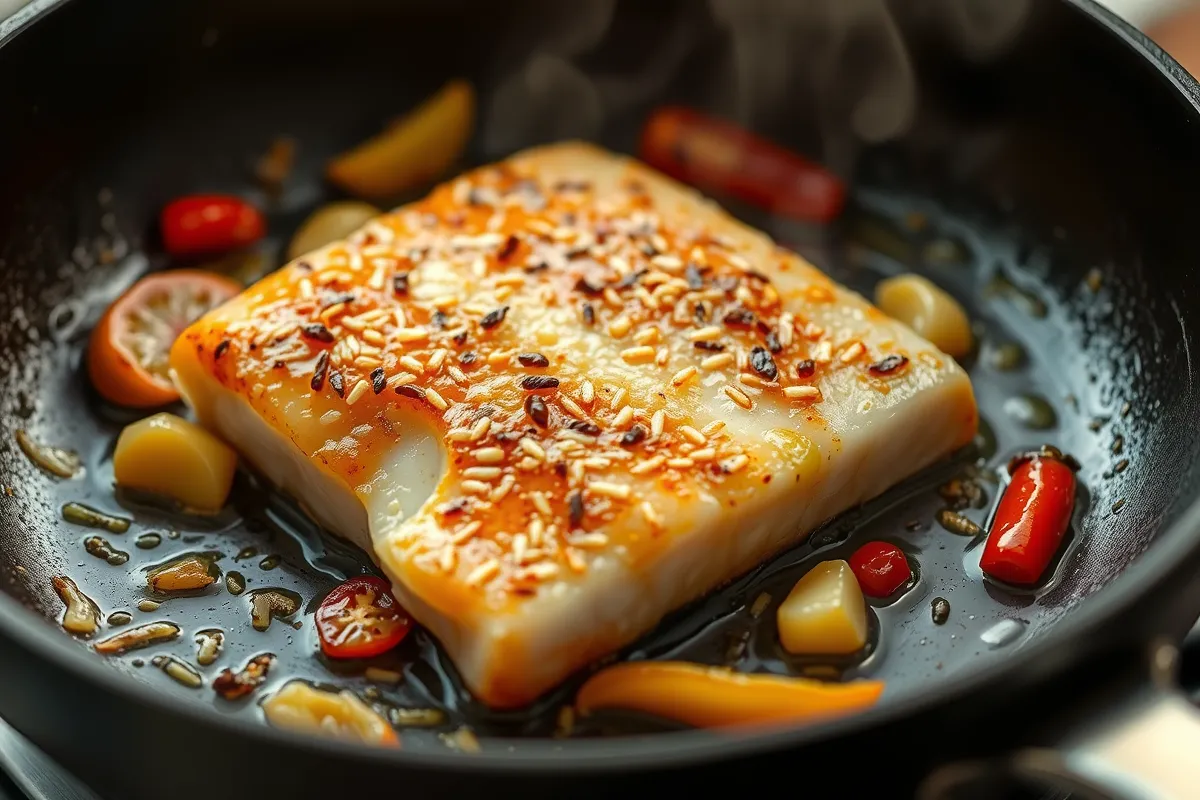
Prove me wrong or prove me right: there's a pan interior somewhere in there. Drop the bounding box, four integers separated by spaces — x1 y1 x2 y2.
0 0 1197 751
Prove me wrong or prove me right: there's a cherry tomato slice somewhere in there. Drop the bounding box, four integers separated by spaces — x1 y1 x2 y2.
87 270 240 408
848 541 912 598
315 576 412 659
161 194 265 257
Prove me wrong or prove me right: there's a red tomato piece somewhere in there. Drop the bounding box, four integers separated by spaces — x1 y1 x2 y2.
161 194 265 257
848 541 912 598
981 456 1077 586
315 576 411 659
640 106 847 224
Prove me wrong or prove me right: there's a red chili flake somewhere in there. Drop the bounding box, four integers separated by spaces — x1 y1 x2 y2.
694 341 725 352
685 263 705 290
796 359 816 378
521 376 560 391
568 491 585 527
370 367 386 394
568 420 601 436
302 323 334 343
329 370 345 398
480 306 509 329
722 307 756 328
497 234 520 261
213 654 274 700
214 340 231 359
582 302 596 326
749 346 778 381
395 385 426 400
620 425 647 446
518 352 550 368
524 394 550 427
869 355 910 376
311 351 330 391
393 273 410 294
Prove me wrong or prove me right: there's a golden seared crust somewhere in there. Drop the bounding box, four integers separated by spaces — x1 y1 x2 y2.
173 142 977 690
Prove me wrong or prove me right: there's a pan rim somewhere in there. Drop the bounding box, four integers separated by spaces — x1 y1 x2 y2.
0 0 1197 776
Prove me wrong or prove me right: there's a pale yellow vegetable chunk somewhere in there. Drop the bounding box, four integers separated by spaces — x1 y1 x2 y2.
113 412 237 514
875 273 973 359
287 201 380 261
326 80 475 199
777 560 868 655
263 681 398 747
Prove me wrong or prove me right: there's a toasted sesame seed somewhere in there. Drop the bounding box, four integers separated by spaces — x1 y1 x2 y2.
813 340 833 362
588 481 631 500
559 394 586 419
620 346 656 364
690 448 716 462
603 288 622 307
571 532 609 549
390 372 418 388
399 355 425 373
461 480 491 495
608 316 633 339
739 373 771 389
298 278 315 298
528 516 546 545
519 438 547 461
650 410 666 438
320 409 342 426
524 562 559 580
778 313 794 347
670 365 699 388
490 474 516 502
530 492 552 516
630 455 666 475
470 417 492 441
689 325 723 342
666 457 694 469
426 349 448 373
641 501 664 530
453 521 482 544
463 466 502 480
473 447 505 464
651 254 683 271
702 420 726 436
701 353 735 370
465 559 500 587
425 387 449 411
612 405 635 428
346 379 370 406
723 385 754 409
678 425 706 445
438 545 456 572
394 327 429 343
487 349 513 368
723 454 750 474
580 380 595 405
565 548 587 573
784 385 822 400
610 387 628 409
840 341 866 363
447 428 472 442
634 327 661 346
447 365 468 384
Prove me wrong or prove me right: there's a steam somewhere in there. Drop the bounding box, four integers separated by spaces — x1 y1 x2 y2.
483 0 1032 171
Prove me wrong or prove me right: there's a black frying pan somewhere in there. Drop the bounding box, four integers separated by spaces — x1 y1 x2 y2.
1 0 1200 798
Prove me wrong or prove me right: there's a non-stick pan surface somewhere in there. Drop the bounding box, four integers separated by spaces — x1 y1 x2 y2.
1 0 1200 797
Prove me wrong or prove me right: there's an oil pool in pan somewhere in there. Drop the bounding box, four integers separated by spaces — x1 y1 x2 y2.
16 173 1119 752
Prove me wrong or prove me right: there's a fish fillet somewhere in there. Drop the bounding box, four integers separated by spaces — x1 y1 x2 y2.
170 142 977 708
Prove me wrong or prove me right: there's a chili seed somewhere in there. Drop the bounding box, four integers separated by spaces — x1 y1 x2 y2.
518 352 550 368
931 597 950 625
749 346 778 381
301 324 334 343
524 394 549 427
521 375 560 391
480 306 509 329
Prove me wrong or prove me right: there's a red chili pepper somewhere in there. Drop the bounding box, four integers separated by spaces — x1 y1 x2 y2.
160 194 265 257
315 576 412 659
848 541 912 598
639 107 847 224
980 455 1077 586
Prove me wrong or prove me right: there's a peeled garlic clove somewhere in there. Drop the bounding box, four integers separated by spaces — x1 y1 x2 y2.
777 559 868 656
875 273 973 358
52 575 101 636
113 413 238 514
263 681 398 747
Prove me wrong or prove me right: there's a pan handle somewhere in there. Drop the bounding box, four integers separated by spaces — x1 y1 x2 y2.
917 638 1200 800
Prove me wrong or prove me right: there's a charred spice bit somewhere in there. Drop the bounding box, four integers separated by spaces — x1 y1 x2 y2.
302 323 334 343
869 355 909 376
568 491 585 528
370 367 386 394
521 375 560 391
749 346 778 381
693 341 725 352
574 277 604 295
936 509 982 537
581 302 596 326
620 425 647 447
615 269 647 289
497 234 520 260
459 351 479 367
722 307 755 328
214 339 231 360
431 310 449 329
479 306 509 329
685 263 705 290
938 477 984 510
396 385 426 401
213 654 275 700
764 331 782 354
329 370 345 398
311 351 330 391
568 420 601 436
931 597 950 625
524 394 550 427
796 359 816 378
393 273 410 294
518 352 550 368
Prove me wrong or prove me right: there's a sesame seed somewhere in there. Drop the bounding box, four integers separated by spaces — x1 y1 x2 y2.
666 457 694 469
723 454 750 474
723 385 754 409
487 349 513 367
739 373 771 389
608 316 633 338
426 349 449 373
571 532 609 549
470 417 492 441
461 480 491 495
453 521 482 544
702 420 726 436
528 516 546 545
634 327 661 346
778 313 794 347
588 481 631 500
439 545 456 572
447 428 472 442
393 327 429 343
519 438 547 461
530 492 552 516
390 372 418 388
813 340 833 362
463 466 502 480
465 559 500 587
651 254 683 271
784 385 822 401
559 395 586 419
678 425 706 445
603 288 622 307
399 355 425 373
490 474 515 502
320 409 342 426
299 278 315 298
630 455 666 475
840 341 866 363
448 366 468 384
689 325 723 342
690 448 716 462
425 388 449 411
612 405 635 428
580 380 595 405
565 548 587 573
346 379 370 406
669 366 699 388
610 387 628 409
701 353 735 370
524 562 559 580
473 447 505 464
650 410 666 438
641 501 664 530
620 346 656 364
